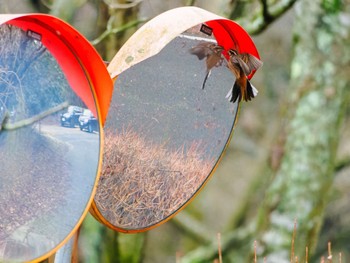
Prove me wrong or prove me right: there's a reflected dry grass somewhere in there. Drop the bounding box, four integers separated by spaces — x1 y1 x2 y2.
95 128 215 229
0 129 69 243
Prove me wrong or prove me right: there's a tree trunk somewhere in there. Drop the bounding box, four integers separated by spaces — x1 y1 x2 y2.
182 1 350 262
50 0 87 22
254 1 350 260
103 0 140 60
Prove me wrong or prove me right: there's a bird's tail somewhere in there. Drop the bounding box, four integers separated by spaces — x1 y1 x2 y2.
226 80 258 103
225 81 241 103
244 79 258 101
202 70 211 90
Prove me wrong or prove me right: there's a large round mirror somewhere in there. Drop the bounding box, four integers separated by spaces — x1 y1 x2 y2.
91 7 261 233
93 24 239 232
0 14 111 262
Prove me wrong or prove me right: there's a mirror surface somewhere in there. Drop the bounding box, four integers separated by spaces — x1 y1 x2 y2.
0 24 100 262
95 24 239 231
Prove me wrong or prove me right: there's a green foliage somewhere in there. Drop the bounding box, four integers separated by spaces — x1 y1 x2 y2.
322 0 342 13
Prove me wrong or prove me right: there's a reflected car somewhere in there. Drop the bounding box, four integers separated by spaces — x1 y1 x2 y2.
79 109 98 133
60 106 83 127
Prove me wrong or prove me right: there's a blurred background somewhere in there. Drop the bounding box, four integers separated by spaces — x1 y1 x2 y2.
1 0 350 262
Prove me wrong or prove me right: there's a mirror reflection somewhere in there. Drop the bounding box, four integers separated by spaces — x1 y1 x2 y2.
0 24 100 262
95 24 239 231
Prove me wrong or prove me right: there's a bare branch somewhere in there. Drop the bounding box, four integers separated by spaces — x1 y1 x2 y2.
1 101 68 131
91 18 148 46
237 0 299 35
181 224 255 263
171 211 212 244
186 0 197 6
40 0 53 10
103 0 143 9
261 0 273 22
335 156 350 172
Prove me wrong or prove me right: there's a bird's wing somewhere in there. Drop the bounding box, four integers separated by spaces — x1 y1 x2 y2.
238 53 263 75
189 42 212 60
232 56 251 76
227 60 241 78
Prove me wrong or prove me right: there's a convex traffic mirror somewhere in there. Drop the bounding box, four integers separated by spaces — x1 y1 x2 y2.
91 7 261 232
0 14 112 262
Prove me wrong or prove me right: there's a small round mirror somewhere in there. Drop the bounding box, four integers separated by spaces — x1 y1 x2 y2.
0 14 111 262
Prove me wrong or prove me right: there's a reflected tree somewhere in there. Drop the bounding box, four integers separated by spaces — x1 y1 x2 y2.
0 24 72 121
0 24 45 117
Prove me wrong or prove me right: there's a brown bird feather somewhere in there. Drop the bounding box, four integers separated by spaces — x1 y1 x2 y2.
226 49 263 103
190 42 224 89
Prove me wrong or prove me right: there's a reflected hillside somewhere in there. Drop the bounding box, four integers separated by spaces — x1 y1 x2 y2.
95 128 215 229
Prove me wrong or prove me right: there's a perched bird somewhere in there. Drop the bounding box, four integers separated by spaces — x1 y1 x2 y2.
189 42 224 90
226 49 263 103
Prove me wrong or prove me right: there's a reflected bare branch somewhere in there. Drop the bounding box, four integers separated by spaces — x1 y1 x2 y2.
1 101 68 131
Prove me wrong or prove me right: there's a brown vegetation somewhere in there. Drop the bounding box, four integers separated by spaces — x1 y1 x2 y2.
95 128 215 230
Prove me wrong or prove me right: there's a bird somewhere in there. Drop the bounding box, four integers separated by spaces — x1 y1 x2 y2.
225 49 263 103
189 42 224 90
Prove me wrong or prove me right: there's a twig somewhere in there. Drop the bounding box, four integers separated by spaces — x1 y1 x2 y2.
327 242 332 262
91 18 148 45
103 0 143 9
171 211 212 244
186 0 196 6
334 156 350 172
260 0 273 22
291 219 297 263
176 251 182 263
236 0 299 35
306 246 309 263
217 233 222 263
40 0 53 9
254 240 257 263
1 101 68 131
180 224 254 263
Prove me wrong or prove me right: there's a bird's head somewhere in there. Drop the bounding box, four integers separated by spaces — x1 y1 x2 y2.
228 49 238 56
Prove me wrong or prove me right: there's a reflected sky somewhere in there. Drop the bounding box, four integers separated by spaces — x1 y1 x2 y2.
0 24 100 262
96 26 238 231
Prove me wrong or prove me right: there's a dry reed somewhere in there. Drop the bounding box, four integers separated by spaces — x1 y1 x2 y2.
95 128 215 229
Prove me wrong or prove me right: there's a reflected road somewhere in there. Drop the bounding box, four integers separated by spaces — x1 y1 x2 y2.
36 123 99 243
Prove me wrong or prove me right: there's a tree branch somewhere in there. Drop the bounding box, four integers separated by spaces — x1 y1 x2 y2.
236 0 299 35
1 101 68 131
103 0 143 9
261 0 273 22
186 0 197 6
181 224 255 263
335 156 350 172
90 18 148 46
171 211 212 244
